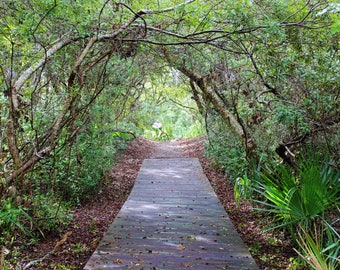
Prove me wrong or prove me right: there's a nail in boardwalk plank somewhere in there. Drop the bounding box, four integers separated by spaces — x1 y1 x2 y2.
84 158 258 269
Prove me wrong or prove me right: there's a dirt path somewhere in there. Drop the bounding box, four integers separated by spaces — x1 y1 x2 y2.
149 141 184 158
149 140 199 158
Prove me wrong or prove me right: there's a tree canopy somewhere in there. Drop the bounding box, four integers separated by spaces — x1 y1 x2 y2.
0 0 339 268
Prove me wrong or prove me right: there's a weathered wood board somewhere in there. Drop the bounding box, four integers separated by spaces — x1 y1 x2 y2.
84 158 258 269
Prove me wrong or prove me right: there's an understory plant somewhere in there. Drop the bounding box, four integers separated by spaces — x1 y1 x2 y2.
31 192 72 234
0 199 33 245
205 117 248 181
252 151 340 268
234 173 253 206
0 194 71 248
295 222 339 270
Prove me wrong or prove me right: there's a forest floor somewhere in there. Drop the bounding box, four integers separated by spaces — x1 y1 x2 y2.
19 137 299 270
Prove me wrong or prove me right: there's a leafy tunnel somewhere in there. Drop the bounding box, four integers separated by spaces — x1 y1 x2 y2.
0 1 339 268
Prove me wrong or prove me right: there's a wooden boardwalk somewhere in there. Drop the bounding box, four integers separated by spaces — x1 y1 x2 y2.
84 158 258 269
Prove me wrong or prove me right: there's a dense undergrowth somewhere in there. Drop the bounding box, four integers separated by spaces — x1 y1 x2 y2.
0 135 130 249
206 121 340 270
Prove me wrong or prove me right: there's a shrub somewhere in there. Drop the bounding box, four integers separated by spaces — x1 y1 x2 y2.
253 152 339 232
205 117 248 181
252 151 340 269
0 199 33 246
31 192 72 234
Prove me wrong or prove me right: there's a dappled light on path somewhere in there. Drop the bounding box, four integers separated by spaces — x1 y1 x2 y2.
84 158 258 269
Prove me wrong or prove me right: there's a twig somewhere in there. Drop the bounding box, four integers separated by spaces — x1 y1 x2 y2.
23 231 72 269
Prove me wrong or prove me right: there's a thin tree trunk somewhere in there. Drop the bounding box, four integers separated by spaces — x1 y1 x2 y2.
178 65 257 160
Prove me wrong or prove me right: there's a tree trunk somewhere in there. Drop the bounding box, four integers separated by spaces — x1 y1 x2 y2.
178 65 257 161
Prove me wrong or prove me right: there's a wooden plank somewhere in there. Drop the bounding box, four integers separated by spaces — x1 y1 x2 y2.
84 158 258 269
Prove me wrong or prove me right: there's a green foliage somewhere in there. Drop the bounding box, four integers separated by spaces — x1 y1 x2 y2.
253 153 339 231
296 223 340 270
142 103 203 141
206 117 248 181
1 245 23 270
46 123 129 203
31 192 72 233
70 242 89 254
273 104 310 134
1 1 339 267
251 151 340 268
234 174 252 206
318 3 340 34
0 195 71 246
0 199 33 245
133 72 204 141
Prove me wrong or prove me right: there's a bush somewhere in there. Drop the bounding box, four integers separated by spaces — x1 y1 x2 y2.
0 199 33 246
31 192 72 234
205 117 248 181
253 152 339 232
0 193 72 246
252 151 340 269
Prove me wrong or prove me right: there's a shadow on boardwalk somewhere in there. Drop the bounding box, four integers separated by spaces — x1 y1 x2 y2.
84 142 258 269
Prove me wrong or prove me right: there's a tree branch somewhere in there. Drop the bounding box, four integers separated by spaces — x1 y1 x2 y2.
13 38 76 96
135 0 196 15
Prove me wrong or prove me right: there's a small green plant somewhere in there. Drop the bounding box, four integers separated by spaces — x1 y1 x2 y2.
32 192 72 234
50 125 125 203
70 242 88 253
295 223 339 270
288 257 304 269
205 121 248 181
0 199 33 245
253 150 339 269
253 153 339 233
0 242 23 269
51 263 77 270
234 174 253 206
